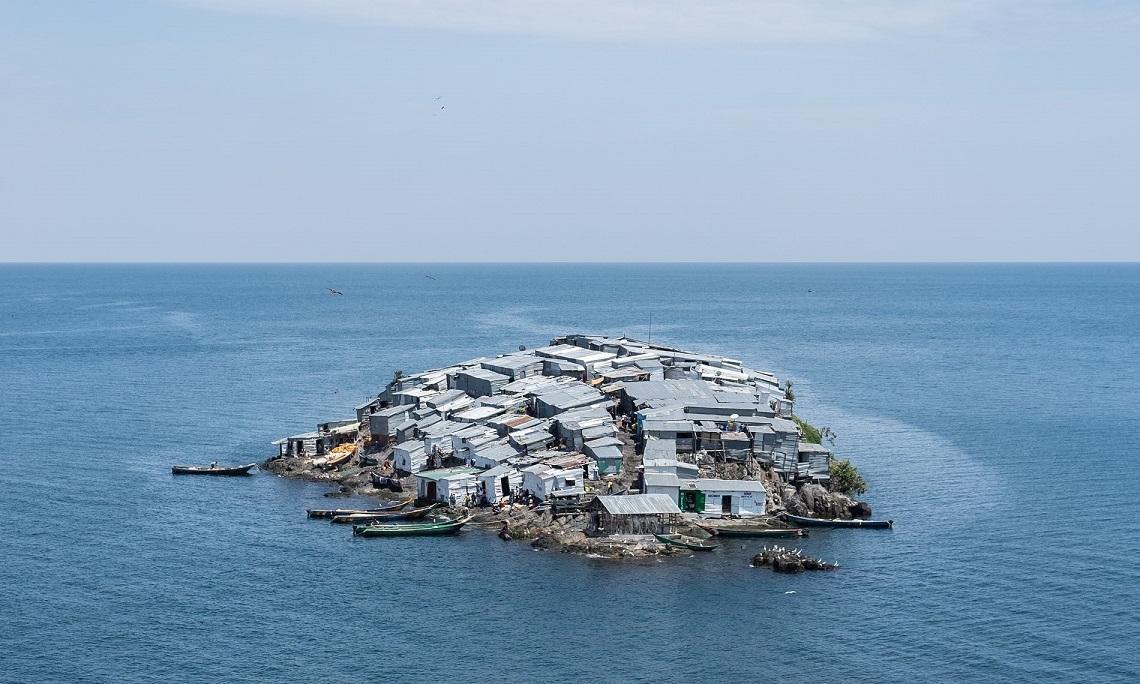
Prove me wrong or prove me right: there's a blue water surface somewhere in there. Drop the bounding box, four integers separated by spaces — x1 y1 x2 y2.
1 263 1137 683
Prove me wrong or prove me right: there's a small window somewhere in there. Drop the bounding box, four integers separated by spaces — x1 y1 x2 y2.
565 478 576 487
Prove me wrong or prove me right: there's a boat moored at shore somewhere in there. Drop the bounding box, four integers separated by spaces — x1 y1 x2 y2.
781 513 893 529
352 516 471 537
172 463 257 476
306 498 413 518
700 524 807 538
329 503 440 524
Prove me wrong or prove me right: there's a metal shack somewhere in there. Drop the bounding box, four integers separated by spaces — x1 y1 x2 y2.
583 436 625 476
477 464 522 503
392 439 427 475
520 464 585 500
364 404 413 446
415 466 480 504
678 479 767 518
454 368 510 398
586 494 682 536
480 354 544 380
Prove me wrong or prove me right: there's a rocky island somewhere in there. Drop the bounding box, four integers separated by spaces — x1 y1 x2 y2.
265 334 884 558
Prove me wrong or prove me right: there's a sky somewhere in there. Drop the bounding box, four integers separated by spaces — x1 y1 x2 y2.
1 1 1138 262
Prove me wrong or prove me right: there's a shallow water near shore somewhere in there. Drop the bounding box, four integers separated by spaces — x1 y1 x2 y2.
1 263 1138 682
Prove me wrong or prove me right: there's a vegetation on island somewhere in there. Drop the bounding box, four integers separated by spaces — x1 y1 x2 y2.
792 415 822 444
829 459 868 495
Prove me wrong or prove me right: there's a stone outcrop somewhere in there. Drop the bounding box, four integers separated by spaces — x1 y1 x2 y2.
751 546 837 572
783 482 871 520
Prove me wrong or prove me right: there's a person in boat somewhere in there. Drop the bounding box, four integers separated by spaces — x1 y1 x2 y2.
210 461 218 469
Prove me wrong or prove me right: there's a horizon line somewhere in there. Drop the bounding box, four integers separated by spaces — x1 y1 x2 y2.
2 260 1139 266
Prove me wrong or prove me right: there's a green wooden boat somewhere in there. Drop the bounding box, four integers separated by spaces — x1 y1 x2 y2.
654 533 719 551
352 516 471 537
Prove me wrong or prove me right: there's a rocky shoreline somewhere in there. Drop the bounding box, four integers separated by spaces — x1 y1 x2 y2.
262 434 873 560
265 334 881 562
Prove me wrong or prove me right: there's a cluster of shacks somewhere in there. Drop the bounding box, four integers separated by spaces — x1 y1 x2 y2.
284 334 836 533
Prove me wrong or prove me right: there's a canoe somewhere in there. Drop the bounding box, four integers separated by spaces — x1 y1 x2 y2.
701 525 807 539
654 533 719 551
370 472 403 492
330 503 440 524
171 463 256 476
352 516 471 538
306 498 413 519
781 512 893 529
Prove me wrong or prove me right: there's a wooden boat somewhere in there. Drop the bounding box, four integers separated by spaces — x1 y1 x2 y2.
370 472 403 492
330 503 440 524
171 463 256 476
698 523 806 538
352 516 471 538
306 498 412 519
781 512 893 529
654 533 719 551
323 449 353 470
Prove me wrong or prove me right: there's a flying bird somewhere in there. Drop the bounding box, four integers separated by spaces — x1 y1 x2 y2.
327 288 344 296
424 274 438 281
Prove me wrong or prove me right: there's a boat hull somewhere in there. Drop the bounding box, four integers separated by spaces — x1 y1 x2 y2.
352 518 470 537
330 503 439 524
171 463 256 476
781 513 893 529
306 498 413 518
707 526 806 538
654 533 719 551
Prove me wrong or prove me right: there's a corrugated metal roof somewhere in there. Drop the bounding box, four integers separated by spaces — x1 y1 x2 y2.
415 466 480 481
479 464 519 478
481 354 543 370
459 367 510 382
643 439 677 457
588 445 623 461
643 472 681 487
797 442 832 454
681 478 766 493
594 494 681 515
584 436 623 449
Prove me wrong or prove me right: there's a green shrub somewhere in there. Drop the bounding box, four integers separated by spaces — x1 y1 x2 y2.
829 459 867 495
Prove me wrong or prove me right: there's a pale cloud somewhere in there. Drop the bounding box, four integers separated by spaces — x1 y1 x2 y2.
170 0 995 43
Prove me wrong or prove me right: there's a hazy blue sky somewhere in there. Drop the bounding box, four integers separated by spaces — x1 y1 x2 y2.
2 1 1138 262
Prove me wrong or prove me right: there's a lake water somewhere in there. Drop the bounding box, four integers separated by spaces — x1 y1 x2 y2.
1 263 1137 683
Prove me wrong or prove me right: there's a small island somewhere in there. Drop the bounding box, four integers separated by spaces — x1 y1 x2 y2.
266 334 884 558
